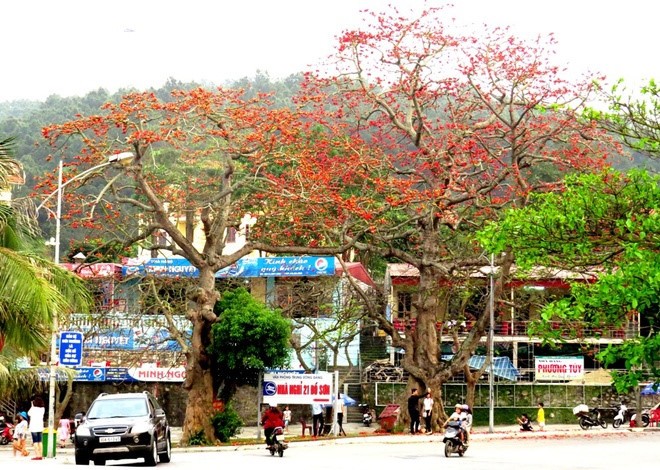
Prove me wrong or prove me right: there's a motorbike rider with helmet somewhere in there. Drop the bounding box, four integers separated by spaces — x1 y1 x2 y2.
260 403 284 449
443 404 466 443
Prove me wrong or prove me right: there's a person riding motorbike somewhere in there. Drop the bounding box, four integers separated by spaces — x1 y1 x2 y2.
260 403 284 449
443 404 466 443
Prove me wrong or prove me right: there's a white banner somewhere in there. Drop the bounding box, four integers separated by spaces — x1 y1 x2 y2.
127 366 186 382
262 371 333 405
535 356 584 381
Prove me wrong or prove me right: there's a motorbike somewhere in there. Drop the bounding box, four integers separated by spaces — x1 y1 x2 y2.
359 403 373 427
0 419 13 445
442 420 468 458
267 426 288 458
573 404 608 430
613 403 633 428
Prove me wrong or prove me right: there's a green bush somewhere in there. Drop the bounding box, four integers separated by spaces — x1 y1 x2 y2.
211 405 243 443
187 430 211 446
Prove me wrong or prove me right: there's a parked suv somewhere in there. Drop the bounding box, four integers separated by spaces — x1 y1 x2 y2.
74 391 171 466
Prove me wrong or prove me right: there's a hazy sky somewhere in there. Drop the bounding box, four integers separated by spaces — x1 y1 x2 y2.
2 0 657 102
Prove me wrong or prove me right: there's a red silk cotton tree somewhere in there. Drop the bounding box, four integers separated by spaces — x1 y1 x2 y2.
38 88 350 444
256 5 618 423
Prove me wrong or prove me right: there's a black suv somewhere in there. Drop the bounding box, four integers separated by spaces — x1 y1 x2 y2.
74 391 171 466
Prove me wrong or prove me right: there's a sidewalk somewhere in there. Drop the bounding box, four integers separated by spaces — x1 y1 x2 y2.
2 422 655 459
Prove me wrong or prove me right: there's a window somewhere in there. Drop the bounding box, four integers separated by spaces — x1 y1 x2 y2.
225 227 237 243
397 291 413 318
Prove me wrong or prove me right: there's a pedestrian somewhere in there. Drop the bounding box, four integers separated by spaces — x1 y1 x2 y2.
282 406 291 433
422 391 434 434
28 396 45 460
336 394 346 436
12 412 30 457
407 388 421 434
537 402 545 431
311 402 325 437
260 403 284 449
517 413 533 431
58 417 71 448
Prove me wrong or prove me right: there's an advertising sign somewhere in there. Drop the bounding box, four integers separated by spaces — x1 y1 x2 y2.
126 366 186 382
262 371 333 405
74 367 106 382
122 256 336 278
535 356 584 381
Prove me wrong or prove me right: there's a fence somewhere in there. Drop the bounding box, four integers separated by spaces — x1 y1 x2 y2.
373 382 656 409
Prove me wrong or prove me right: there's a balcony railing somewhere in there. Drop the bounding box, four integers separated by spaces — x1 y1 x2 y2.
391 318 630 340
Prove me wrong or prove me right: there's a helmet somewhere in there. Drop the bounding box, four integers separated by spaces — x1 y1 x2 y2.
454 403 462 409
20 411 28 420
461 404 469 410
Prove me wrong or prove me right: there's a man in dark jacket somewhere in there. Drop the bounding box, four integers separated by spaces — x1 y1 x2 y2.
407 388 421 434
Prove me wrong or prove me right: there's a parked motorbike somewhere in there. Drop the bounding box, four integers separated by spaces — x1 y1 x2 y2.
359 403 373 427
267 426 288 458
442 420 468 458
573 404 608 430
613 403 632 428
0 418 13 445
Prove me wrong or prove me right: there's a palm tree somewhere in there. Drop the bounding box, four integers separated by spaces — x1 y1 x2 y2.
0 136 91 397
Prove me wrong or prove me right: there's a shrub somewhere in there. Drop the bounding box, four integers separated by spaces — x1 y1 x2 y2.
211 404 243 443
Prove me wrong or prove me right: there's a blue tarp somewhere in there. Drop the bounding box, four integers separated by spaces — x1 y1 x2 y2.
641 383 660 395
324 394 358 407
467 355 521 381
440 355 520 381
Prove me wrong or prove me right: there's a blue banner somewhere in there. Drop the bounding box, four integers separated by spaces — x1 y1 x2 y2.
216 256 335 278
122 256 335 278
123 258 198 278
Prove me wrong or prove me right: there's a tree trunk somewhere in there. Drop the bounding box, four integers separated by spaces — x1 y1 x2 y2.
180 269 217 445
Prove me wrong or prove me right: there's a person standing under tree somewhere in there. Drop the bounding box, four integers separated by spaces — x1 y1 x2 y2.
422 391 434 434
311 402 324 437
537 402 546 431
407 388 421 434
28 397 45 460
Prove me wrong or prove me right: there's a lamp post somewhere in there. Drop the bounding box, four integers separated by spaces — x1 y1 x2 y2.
488 253 495 433
38 152 134 459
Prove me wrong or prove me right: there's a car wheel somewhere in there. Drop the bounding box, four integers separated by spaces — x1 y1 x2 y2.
93 459 106 466
144 437 158 467
158 433 172 463
75 454 90 466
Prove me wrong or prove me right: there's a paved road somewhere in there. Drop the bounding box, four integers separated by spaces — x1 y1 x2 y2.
1 430 658 469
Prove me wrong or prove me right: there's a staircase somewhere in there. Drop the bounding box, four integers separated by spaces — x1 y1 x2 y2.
0 398 17 419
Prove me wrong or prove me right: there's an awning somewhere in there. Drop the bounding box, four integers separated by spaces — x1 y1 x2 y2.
324 394 357 407
467 355 521 381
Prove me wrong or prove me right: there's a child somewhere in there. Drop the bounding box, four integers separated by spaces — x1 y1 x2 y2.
282 406 292 433
12 412 30 457
517 413 533 431
58 417 71 448
537 402 545 431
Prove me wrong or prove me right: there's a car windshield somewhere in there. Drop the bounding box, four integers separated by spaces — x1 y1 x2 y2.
87 398 149 419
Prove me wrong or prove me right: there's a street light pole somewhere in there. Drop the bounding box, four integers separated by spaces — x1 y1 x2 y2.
41 152 134 459
488 253 495 433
